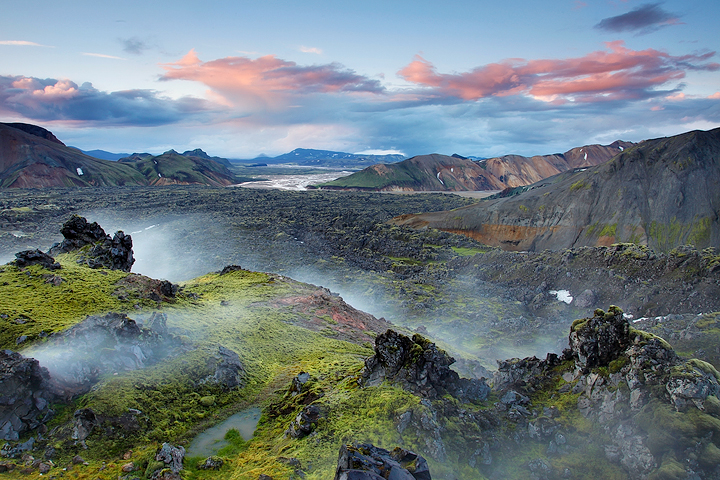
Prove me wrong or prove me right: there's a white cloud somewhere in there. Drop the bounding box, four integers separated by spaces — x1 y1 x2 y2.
0 40 53 47
299 46 323 55
82 52 126 60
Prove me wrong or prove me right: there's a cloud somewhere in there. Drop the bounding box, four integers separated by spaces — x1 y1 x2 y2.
397 41 719 104
300 46 323 55
121 37 150 55
0 75 214 126
0 40 53 47
82 52 126 60
573 1 588 10
595 3 682 35
159 50 384 110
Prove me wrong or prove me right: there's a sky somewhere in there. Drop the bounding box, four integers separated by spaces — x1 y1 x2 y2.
1 0 719 159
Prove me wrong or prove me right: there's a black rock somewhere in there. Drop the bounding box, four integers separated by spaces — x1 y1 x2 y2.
204 346 245 390
11 250 60 270
360 330 489 402
49 215 135 272
334 443 431 480
0 350 57 442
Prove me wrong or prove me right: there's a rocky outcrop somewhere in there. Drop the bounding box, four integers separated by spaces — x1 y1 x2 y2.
334 443 431 480
361 330 490 402
49 215 135 272
0 350 57 441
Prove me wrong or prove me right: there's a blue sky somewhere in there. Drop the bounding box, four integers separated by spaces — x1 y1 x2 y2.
1 0 719 158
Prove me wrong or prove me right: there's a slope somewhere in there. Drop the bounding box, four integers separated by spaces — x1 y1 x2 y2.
0 123 149 188
118 150 240 186
391 128 720 252
317 153 505 192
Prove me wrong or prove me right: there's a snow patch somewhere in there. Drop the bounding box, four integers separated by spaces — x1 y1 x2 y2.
584 152 588 161
623 313 634 320
549 290 573 304
76 167 84 176
436 172 444 185
619 146 624 151
158 173 162 177
451 168 454 173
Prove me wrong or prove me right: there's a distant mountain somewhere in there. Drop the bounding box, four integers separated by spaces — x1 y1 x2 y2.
118 150 239 186
315 154 505 191
0 123 240 188
0 123 147 188
316 142 632 192
236 148 405 167
73 149 131 161
391 128 720 252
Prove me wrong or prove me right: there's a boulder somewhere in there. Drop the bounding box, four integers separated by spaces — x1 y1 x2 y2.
0 350 57 442
334 443 431 480
155 443 185 473
360 330 489 402
196 456 223 470
11 250 60 270
285 404 322 439
204 346 245 390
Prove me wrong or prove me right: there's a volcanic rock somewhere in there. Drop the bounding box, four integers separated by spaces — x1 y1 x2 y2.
0 350 57 442
334 443 431 480
203 346 245 390
361 330 490 402
11 250 60 270
49 215 135 272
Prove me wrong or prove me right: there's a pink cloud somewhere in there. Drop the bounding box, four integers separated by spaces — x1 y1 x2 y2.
160 50 383 108
398 41 719 103
710 92 720 99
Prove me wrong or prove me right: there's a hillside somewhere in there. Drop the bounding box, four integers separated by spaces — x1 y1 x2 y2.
118 150 239 186
0 123 148 188
391 128 720 252
483 140 634 188
317 142 632 192
316 153 505 191
0 123 243 188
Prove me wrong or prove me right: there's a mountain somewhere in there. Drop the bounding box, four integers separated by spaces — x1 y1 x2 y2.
0 123 240 188
391 128 720 252
481 140 634 188
316 153 506 191
316 142 633 192
0 123 148 188
236 148 405 167
73 149 131 161
118 149 239 186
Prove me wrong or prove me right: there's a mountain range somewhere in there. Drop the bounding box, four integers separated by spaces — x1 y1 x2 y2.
316 141 633 191
237 148 405 167
0 123 240 188
391 127 720 252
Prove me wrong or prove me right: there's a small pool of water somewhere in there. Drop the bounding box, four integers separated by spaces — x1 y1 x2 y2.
186 407 261 458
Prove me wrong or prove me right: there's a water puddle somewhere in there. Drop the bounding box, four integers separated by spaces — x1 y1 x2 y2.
186 407 261 457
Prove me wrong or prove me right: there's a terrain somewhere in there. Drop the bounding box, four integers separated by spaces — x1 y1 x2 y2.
0 123 246 188
315 141 632 192
0 213 719 480
392 128 720 252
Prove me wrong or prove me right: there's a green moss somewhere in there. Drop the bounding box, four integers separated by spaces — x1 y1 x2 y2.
450 246 489 256
0 254 144 349
518 204 528 212
630 327 673 350
598 223 617 237
570 180 589 192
